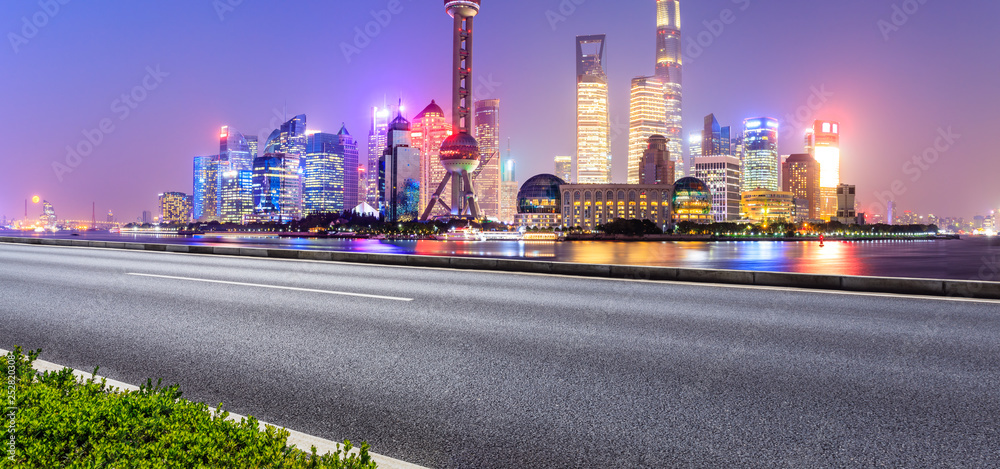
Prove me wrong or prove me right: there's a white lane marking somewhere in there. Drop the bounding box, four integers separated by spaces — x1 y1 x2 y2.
127 273 413 302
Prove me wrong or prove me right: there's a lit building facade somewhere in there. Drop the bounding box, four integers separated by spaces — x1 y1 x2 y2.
159 192 192 224
336 125 360 210
554 155 572 183
672 177 713 224
252 153 302 223
806 120 841 221
655 0 684 181
742 117 780 192
836 183 857 224
192 155 217 221
515 174 565 228
576 35 611 184
367 106 390 208
782 153 821 221
627 76 666 184
639 135 674 186
500 159 518 223
561 184 673 231
380 113 421 222
694 155 741 222
688 131 702 174
474 99 501 219
219 170 254 223
412 100 451 214
740 190 795 223
303 132 345 216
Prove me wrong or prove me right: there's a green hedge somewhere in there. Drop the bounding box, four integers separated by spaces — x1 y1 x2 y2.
2 347 377 468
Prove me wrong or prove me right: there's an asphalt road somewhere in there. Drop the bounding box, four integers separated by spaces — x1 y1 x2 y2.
2 242 999 468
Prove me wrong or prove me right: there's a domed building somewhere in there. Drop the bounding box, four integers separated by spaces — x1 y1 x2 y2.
672 177 713 223
515 174 566 228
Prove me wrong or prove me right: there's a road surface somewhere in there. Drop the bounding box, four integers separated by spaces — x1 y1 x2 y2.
1 242 998 468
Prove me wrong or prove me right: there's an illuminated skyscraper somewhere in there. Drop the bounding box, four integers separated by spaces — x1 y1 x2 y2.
688 131 702 161
246 135 258 161
576 34 611 184
500 158 518 223
413 100 452 214
703 114 722 156
219 170 254 223
192 155 217 221
252 153 302 223
366 106 390 207
655 0 684 181
474 99 501 219
695 155 741 222
159 192 192 224
782 153 821 220
628 76 667 184
554 155 572 183
336 125 360 210
380 113 421 222
805 120 841 221
742 117 780 192
220 126 253 171
304 132 345 216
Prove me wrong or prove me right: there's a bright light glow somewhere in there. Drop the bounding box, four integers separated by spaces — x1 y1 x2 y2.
31 196 40 204
305 130 322 136
747 120 761 129
220 126 229 139
814 146 841 188
822 122 831 133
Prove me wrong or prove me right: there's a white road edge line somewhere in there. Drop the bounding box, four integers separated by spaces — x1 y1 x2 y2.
0 348 427 469
127 273 413 302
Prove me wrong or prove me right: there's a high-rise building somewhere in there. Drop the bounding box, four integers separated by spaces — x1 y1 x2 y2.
192 155 217 221
413 100 452 214
694 155 741 222
628 76 667 184
421 1 484 220
703 114 723 157
38 201 56 229
366 106 390 208
688 131 702 166
252 153 302 223
836 183 857 224
336 125 360 210
219 170 254 223
782 153 821 220
655 0 684 181
380 113 421 222
219 126 253 171
141 210 152 224
500 158 519 223
576 34 611 184
805 120 841 221
246 135 258 160
159 192 192 224
474 99 502 219
303 132 345 216
639 135 674 186
742 117 780 192
554 155 573 183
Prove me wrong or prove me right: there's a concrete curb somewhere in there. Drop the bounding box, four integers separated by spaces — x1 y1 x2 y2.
2 236 998 300
1 348 427 469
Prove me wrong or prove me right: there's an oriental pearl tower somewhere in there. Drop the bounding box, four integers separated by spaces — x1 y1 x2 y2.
421 0 483 220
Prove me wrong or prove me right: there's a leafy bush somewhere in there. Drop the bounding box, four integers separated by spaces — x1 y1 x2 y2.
3 347 377 468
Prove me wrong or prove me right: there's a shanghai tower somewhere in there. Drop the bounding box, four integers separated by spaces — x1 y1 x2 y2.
655 0 684 180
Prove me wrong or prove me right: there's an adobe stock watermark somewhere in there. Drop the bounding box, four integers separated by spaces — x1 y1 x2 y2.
868 126 960 218
8 0 72 55
6 352 14 462
877 0 930 42
471 73 502 103
213 0 245 22
683 0 751 64
784 84 834 135
52 65 169 182
545 0 587 31
340 0 409 64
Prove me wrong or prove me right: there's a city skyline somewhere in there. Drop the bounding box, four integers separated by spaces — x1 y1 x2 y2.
1 0 998 221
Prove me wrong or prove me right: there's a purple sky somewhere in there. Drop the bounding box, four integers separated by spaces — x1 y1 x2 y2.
2 0 998 222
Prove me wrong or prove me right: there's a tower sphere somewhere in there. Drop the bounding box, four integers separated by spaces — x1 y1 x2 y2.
445 0 480 18
439 132 480 173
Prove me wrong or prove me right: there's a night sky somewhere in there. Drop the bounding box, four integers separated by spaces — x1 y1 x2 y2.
2 0 997 222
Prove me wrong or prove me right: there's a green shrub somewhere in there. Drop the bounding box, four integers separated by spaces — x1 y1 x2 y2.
2 347 377 468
